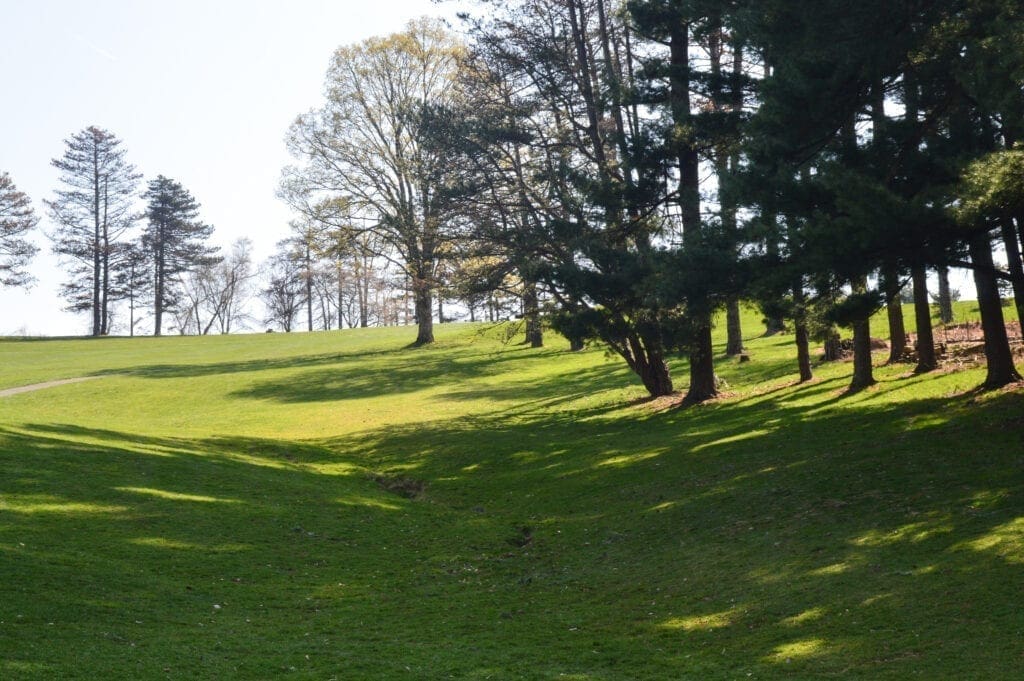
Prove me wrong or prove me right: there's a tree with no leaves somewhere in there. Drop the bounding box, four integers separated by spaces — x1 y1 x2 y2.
0 172 40 288
261 246 307 332
172 238 255 335
283 18 465 345
46 126 141 336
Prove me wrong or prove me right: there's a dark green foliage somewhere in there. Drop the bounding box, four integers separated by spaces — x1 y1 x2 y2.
142 175 217 336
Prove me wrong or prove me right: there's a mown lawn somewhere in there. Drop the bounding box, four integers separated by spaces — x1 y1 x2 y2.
1 306 1022 679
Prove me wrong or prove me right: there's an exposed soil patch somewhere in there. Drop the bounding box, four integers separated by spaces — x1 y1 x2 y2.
372 474 427 500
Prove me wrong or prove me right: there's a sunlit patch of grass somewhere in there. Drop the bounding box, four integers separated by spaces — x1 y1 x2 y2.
596 451 662 467
0 494 128 515
860 593 895 607
130 537 251 552
115 487 244 504
333 495 403 510
780 607 827 627
306 462 360 476
957 517 1024 563
852 519 954 547
661 608 740 632
692 428 773 452
766 638 830 662
808 561 855 576
2 661 55 674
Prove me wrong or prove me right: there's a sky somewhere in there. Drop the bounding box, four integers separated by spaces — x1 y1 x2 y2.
0 0 463 335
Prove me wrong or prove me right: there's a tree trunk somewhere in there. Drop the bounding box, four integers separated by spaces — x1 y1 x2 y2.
91 147 102 337
306 244 314 332
725 299 743 355
883 267 907 363
669 23 717 404
683 325 718 404
793 281 813 382
849 320 875 391
710 34 742 359
620 331 674 397
154 254 164 336
823 327 842 361
342 259 350 327
911 265 937 373
848 277 876 392
936 266 953 324
101 235 110 335
999 218 1024 333
970 231 1022 388
523 279 542 348
99 179 112 336
638 353 674 397
763 314 785 336
413 276 434 345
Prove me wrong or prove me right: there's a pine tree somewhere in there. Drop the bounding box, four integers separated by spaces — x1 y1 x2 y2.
447 0 678 396
111 241 152 336
0 172 40 288
46 126 140 335
630 0 753 402
142 175 216 335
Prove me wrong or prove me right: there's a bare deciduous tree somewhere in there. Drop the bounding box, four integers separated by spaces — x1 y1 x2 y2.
283 18 465 345
171 238 254 335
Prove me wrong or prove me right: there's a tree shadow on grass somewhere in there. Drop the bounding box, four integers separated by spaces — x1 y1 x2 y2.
231 346 609 405
102 335 556 383
0 422 437 677
302 386 1024 678
3 383 1023 677
99 346 409 380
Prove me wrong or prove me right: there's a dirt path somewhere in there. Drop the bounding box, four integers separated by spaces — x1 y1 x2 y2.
0 376 103 398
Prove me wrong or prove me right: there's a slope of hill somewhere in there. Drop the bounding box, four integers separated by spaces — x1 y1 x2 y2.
1 311 1022 679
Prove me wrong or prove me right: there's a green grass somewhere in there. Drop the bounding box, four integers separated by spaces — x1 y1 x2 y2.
1 307 1022 679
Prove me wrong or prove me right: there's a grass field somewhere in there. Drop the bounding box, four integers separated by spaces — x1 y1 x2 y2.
1 304 1022 679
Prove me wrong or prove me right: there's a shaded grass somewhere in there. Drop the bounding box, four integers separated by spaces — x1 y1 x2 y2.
1 311 1022 679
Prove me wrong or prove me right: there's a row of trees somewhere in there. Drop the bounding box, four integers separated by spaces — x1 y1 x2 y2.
258 218 543 333
2 126 500 336
280 1 1023 400
5 3 1023 399
1 127 222 336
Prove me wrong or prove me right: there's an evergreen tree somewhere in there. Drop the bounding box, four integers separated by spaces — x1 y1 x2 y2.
111 241 152 336
142 175 216 335
0 172 39 288
456 0 681 397
630 0 753 402
46 126 140 335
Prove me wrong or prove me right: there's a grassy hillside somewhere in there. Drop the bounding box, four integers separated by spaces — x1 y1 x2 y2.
1 307 1022 679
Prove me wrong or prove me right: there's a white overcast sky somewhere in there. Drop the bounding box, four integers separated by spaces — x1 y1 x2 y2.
1 0 464 335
